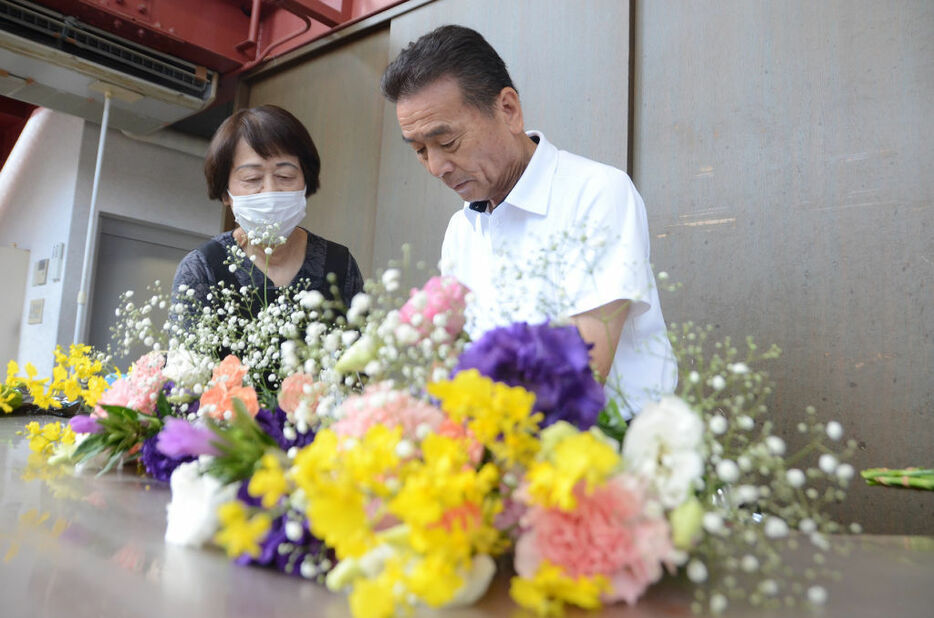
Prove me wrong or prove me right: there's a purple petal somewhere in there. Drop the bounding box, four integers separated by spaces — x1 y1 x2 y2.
454 321 605 429
156 417 221 458
69 415 102 434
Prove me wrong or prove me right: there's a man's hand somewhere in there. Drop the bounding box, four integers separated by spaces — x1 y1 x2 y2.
571 299 630 381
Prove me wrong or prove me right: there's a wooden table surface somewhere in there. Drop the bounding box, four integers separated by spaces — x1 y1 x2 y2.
2 415 932 618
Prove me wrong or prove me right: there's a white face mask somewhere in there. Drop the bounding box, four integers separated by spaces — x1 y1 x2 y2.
228 188 307 245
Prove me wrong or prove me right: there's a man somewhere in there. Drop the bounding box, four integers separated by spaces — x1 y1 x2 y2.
380 25 676 417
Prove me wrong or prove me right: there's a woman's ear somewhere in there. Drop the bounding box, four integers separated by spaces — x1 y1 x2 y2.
221 190 231 208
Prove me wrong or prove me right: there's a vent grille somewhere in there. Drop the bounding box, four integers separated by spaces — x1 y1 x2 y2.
0 0 215 99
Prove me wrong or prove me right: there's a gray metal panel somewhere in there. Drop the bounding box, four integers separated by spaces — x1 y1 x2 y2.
87 216 210 370
634 0 934 533
373 0 632 278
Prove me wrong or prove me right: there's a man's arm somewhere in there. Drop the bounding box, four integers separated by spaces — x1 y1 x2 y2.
571 298 630 381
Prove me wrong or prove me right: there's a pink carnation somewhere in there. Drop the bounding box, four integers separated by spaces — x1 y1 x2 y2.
331 382 445 441
398 275 468 340
277 372 319 420
514 474 675 606
94 352 166 417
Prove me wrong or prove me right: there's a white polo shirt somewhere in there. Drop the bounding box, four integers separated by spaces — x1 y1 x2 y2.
440 131 677 418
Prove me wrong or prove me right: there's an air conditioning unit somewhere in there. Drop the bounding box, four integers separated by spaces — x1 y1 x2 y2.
0 0 217 134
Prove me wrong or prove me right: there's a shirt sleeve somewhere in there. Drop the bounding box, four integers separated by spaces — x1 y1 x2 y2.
342 251 365 303
562 169 654 319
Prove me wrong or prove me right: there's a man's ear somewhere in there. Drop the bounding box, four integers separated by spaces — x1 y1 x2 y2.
496 87 525 135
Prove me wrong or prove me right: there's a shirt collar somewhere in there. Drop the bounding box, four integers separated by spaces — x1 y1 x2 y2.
466 130 557 215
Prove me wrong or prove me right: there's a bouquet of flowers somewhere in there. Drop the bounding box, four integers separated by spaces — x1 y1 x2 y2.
19 245 861 617
2 344 111 414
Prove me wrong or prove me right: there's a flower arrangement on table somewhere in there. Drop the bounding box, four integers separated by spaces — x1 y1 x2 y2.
16 247 863 617
2 344 110 414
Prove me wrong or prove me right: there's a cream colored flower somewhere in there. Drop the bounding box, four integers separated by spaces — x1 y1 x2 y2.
622 395 705 509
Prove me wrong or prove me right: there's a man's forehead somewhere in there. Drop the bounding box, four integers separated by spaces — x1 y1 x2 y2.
401 122 456 143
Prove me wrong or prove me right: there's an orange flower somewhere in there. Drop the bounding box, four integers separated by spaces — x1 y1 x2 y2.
213 355 248 385
277 372 318 416
200 355 259 420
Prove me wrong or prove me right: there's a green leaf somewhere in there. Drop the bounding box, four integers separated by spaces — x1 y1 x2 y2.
597 399 628 449
155 390 172 419
72 434 108 462
98 449 127 476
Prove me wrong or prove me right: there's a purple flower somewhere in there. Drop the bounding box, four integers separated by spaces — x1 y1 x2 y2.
455 321 606 429
69 415 102 434
255 407 316 451
234 509 333 578
140 434 195 482
155 417 221 458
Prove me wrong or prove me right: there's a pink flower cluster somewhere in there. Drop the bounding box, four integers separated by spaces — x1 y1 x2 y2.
514 474 675 605
94 351 166 417
398 275 468 340
331 382 445 441
277 372 318 420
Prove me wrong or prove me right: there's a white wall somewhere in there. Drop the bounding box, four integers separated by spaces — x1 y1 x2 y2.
0 245 29 364
0 108 222 376
0 108 83 377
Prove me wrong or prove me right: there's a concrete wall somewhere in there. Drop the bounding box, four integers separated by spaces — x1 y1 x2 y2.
633 0 933 534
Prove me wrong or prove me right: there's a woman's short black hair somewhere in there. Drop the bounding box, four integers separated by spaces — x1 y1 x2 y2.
380 25 516 113
204 105 320 200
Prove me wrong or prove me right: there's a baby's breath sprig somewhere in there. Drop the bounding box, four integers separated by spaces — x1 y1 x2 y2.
110 280 172 359
667 322 858 615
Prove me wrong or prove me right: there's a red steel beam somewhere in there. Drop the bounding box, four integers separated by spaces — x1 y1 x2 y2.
271 0 347 27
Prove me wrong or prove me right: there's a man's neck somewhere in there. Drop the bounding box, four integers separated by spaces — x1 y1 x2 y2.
487 133 539 212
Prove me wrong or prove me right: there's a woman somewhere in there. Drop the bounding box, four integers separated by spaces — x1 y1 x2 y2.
172 105 364 313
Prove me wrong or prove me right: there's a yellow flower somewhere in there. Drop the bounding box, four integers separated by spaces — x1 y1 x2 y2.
526 430 621 510
291 428 395 559
348 567 401 618
510 562 609 617
5 360 20 387
405 551 465 607
83 376 109 407
248 453 289 508
0 385 22 413
213 501 270 558
428 370 542 468
20 421 73 456
16 362 57 409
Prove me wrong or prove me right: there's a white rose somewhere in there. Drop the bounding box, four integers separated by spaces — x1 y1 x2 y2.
622 395 705 508
164 461 239 547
